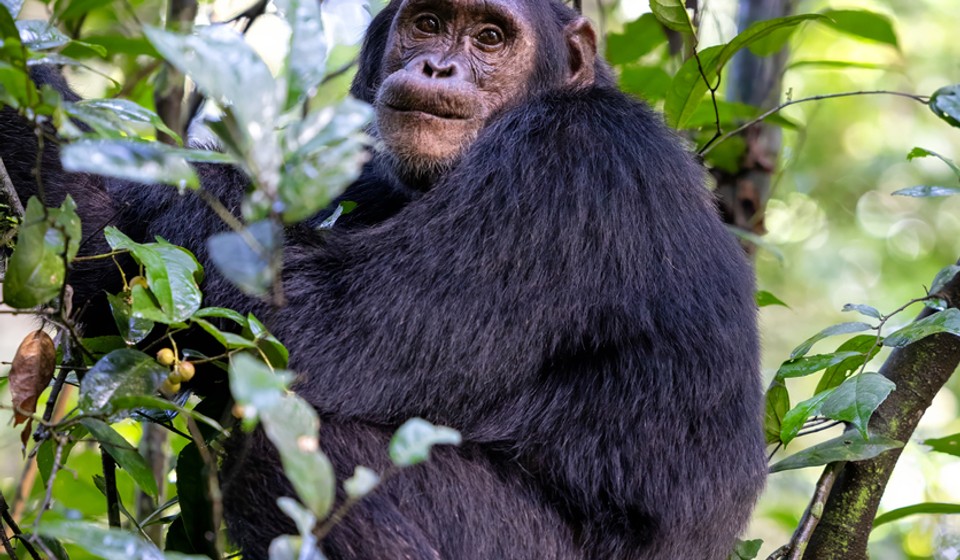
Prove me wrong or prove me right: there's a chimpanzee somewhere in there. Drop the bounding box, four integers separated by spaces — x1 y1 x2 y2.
0 0 767 558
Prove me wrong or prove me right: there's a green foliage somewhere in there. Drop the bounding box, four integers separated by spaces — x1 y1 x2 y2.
769 433 903 473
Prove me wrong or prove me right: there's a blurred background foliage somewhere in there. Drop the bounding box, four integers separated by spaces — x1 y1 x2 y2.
2 0 960 558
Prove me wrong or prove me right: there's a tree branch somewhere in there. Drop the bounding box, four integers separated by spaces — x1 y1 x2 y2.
801 264 960 559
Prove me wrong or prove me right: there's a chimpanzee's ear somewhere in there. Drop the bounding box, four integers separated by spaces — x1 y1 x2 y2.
564 17 597 89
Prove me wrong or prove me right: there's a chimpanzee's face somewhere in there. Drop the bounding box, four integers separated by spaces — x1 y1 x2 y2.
374 0 539 177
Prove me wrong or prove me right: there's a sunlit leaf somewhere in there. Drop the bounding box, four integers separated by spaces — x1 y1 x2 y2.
605 13 667 65
931 265 960 295
17 20 69 50
756 290 789 308
775 351 862 380
906 146 960 177
873 502 960 529
37 521 206 560
62 139 199 190
819 373 895 438
790 322 874 359
821 9 899 49
389 418 462 467
779 388 835 446
649 0 695 34
924 433 960 458
893 186 960 197
2 0 23 17
275 0 328 106
764 379 789 445
883 308 960 347
815 335 880 394
769 433 902 473
107 291 155 344
728 538 763 560
929 86 960 129
73 99 182 145
842 303 882 320
80 418 158 497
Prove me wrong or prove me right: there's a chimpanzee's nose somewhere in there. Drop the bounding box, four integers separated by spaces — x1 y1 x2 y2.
420 56 458 79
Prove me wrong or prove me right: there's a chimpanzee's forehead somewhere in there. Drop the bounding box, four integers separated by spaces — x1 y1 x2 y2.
397 0 540 22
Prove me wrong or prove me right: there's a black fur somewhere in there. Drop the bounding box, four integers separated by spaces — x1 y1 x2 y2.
0 2 766 558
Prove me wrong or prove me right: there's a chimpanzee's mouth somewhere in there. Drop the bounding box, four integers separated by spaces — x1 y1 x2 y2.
383 102 471 121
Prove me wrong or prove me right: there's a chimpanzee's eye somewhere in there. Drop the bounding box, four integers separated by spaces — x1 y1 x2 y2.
476 27 504 47
415 14 441 34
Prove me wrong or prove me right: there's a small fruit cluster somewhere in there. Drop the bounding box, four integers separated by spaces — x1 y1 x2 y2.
156 347 195 397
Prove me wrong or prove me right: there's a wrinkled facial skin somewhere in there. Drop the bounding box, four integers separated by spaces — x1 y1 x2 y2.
375 0 538 184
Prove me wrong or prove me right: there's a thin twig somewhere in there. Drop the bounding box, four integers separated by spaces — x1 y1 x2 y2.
783 462 843 560
700 90 930 156
1 489 40 560
0 156 25 216
101 452 122 528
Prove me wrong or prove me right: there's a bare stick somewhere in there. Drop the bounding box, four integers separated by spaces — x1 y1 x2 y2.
0 156 24 216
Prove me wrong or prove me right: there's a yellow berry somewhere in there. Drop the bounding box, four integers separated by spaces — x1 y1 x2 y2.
232 404 246 419
156 348 176 366
160 379 181 397
176 361 196 382
168 371 183 384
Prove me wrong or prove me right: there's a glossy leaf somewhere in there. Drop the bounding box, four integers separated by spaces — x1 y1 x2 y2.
275 0 328 106
389 418 462 467
81 418 158 497
37 521 206 560
62 139 199 189
78 348 169 413
815 335 880 394
893 186 960 197
775 351 862 380
245 313 290 368
929 85 960 129
821 9 899 49
107 291 155 344
2 0 23 17
764 379 790 445
790 322 874 359
728 539 763 560
779 389 835 446
3 196 80 308
883 308 960 347
924 432 960 458
769 433 902 473
649 0 695 34
819 372 895 438
873 502 960 529
605 13 667 65
17 20 69 50
207 220 282 296
932 265 960 294
73 99 181 144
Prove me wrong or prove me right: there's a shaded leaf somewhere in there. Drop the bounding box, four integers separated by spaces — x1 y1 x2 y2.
929 86 960 129
605 13 667 65
618 65 672 102
3 196 80 308
764 379 789 445
883 308 960 347
815 335 881 394
790 322 874 359
821 9 898 49
873 502 960 529
207 220 282 296
174 443 218 557
769 433 902 473
389 418 462 467
80 418 158 497
9 329 56 425
842 303 881 320
819 373 895 438
779 389 835 446
728 539 763 560
275 0 328 106
78 348 169 413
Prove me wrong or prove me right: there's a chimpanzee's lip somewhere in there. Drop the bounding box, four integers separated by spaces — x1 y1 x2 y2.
383 102 471 120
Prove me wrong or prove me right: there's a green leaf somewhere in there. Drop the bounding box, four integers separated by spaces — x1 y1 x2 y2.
821 9 899 49
931 265 960 295
36 521 178 560
193 318 257 349
173 443 218 557
193 306 248 325
269 536 324 560
883 308 960 347
873 503 960 529
207 220 282 296
929 86 960 129
893 186 960 198
906 146 960 177
779 388 835 446
62 139 199 189
78 348 169 413
343 466 379 499
764 379 789 445
72 99 182 145
275 0 328 106
109 395 224 432
618 65 672 102
649 0 695 34
228 353 294 424
728 539 763 560
389 418 462 467
80 418 158 497
3 196 81 308
276 497 318 538
605 13 667 66
107 291 155 344
664 14 826 129
756 290 789 308
819 372 895 438
790 322 875 359
923 432 960 458
245 313 289 368
775 351 863 380
815 335 881 394
787 60 893 72
842 303 882 320
17 20 70 50
769 433 902 473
